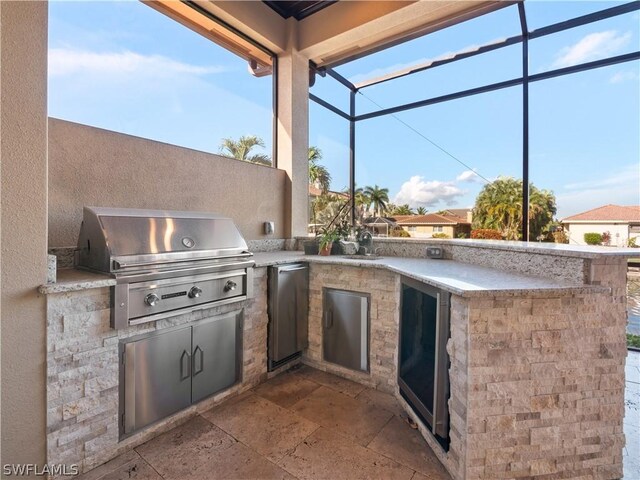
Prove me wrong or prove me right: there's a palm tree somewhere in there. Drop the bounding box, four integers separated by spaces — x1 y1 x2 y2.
416 206 427 215
472 176 556 240
219 135 271 166
390 204 414 215
309 146 331 193
364 185 390 217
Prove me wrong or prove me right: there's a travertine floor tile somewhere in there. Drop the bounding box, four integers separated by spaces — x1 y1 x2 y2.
88 457 162 480
253 370 321 408
135 416 236 478
278 427 414 480
77 450 142 480
624 351 640 479
295 365 365 397
625 361 640 385
367 416 451 479
185 442 296 480
291 385 392 446
202 393 319 462
137 415 294 480
410 471 434 480
356 387 405 418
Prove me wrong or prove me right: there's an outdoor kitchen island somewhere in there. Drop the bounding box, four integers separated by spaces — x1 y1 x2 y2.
42 240 635 480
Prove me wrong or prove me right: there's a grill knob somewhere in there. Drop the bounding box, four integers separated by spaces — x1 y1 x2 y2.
189 286 202 298
224 280 237 292
145 293 160 306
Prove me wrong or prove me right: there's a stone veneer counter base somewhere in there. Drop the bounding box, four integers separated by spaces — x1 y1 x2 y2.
41 240 635 479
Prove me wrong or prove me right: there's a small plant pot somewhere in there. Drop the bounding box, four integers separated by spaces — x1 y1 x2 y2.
319 242 333 256
303 239 319 255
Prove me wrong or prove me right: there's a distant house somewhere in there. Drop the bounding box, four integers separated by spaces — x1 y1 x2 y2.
562 204 640 246
438 208 473 224
393 213 471 239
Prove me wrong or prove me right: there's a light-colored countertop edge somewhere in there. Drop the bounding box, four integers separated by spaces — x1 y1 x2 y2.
39 269 116 294
297 236 640 258
40 250 611 298
253 251 608 298
404 238 640 259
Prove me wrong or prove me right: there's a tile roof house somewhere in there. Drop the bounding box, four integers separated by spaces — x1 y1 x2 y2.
562 204 640 246
393 213 471 239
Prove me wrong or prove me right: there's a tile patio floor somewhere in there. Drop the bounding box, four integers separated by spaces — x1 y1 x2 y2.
78 354 640 480
624 350 640 479
79 365 450 480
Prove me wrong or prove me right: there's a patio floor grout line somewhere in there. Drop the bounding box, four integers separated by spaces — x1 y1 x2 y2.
133 447 167 480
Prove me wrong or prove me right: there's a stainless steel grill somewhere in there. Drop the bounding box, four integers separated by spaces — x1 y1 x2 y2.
75 207 254 329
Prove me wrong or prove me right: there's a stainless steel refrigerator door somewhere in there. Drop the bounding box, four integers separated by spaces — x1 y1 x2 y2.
269 264 308 362
191 310 242 403
323 289 369 372
122 326 192 435
432 292 451 438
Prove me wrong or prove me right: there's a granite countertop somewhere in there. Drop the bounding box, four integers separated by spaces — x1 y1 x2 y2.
253 251 606 298
39 269 116 295
40 250 609 298
422 238 640 259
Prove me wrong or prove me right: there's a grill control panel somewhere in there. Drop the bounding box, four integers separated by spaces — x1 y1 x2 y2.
127 271 247 321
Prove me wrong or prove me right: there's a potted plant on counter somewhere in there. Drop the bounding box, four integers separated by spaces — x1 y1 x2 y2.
319 228 339 256
303 236 320 255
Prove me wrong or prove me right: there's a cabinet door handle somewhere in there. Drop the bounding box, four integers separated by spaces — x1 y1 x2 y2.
193 345 204 376
180 350 191 380
324 309 333 329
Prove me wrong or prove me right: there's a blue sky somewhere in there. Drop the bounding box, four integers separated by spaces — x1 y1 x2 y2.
49 1 639 219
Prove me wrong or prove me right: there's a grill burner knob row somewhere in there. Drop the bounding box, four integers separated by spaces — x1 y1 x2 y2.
145 293 160 306
189 286 203 298
225 280 237 292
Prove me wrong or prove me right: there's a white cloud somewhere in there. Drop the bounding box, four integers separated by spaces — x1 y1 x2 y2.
48 48 227 77
557 164 640 219
456 169 484 183
394 175 465 207
552 30 631 69
609 70 639 84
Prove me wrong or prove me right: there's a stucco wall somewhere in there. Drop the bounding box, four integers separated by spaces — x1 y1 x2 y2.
1 0 49 467
48 118 288 247
567 223 636 247
402 225 456 238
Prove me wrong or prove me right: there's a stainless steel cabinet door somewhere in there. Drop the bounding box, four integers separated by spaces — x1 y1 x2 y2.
323 289 369 372
269 264 308 362
191 310 242 403
122 326 192 436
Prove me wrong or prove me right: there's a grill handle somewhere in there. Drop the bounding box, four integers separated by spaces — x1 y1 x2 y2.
112 253 253 270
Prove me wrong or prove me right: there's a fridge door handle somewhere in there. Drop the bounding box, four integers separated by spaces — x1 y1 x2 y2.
180 350 191 380
192 345 204 376
324 309 333 329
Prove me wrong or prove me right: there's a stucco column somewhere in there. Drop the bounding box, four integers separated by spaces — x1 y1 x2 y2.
1 0 49 467
277 19 309 238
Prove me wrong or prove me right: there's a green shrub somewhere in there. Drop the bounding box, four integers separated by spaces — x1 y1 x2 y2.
391 228 411 238
584 232 603 245
471 229 503 240
629 237 638 248
628 333 640 349
432 233 451 239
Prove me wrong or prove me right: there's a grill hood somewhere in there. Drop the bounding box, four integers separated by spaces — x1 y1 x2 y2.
76 207 251 274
